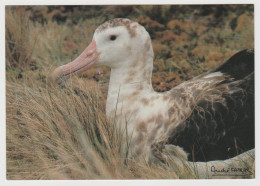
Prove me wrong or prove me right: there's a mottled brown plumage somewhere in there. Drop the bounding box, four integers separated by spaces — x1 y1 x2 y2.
96 18 137 37
52 18 254 163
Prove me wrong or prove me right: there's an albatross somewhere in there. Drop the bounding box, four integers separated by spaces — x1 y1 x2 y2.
51 18 254 163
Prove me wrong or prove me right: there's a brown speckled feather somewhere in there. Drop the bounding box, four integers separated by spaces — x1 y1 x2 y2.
167 50 254 161
52 18 254 163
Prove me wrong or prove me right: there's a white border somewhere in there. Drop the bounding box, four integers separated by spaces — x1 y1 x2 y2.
1 1 259 186
1 0 259 5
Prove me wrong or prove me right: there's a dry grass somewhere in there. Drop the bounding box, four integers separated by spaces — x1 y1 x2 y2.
5 7 195 179
7 80 121 179
5 7 36 70
6 78 196 179
5 5 254 179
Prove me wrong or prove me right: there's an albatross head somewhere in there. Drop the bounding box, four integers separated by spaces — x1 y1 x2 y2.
51 18 154 83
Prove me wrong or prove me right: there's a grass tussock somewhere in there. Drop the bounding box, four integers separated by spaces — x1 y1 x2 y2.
6 7 39 71
6 5 254 179
6 80 195 179
7 80 118 179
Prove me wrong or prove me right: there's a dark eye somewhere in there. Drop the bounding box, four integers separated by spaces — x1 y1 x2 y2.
110 35 117 41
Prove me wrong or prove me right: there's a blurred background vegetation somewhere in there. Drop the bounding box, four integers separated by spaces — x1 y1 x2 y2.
6 5 254 91
6 5 254 179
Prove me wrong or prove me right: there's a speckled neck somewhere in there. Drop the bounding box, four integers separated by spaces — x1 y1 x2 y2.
105 56 154 118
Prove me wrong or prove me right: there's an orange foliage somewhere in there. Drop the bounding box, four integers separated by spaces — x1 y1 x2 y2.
156 30 188 44
191 48 207 59
156 30 176 43
6 5 254 93
167 20 188 30
136 16 164 28
152 41 170 57
206 53 225 63
236 13 252 31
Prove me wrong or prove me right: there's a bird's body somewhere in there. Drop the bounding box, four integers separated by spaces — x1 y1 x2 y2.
52 18 254 162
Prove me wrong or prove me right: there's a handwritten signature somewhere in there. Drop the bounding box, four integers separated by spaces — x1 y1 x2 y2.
210 166 253 176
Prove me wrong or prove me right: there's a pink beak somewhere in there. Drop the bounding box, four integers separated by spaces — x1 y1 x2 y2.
51 40 99 84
